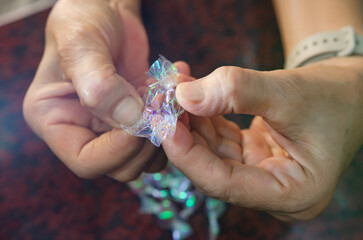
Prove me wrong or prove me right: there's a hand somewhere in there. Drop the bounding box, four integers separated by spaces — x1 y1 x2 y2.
163 57 363 220
23 0 165 181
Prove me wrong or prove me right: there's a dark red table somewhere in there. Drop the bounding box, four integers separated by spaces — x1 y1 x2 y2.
1 0 362 239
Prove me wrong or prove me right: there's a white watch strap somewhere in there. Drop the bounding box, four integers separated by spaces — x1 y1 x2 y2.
285 26 363 69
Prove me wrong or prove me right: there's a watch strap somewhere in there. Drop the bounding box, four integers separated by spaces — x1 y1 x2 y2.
285 26 363 69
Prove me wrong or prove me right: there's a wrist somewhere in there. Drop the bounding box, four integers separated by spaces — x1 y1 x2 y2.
294 57 363 162
327 57 363 150
273 0 363 57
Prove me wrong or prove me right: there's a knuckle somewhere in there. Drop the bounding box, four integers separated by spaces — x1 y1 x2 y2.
71 137 116 180
90 117 112 133
56 39 75 62
53 17 102 65
56 28 90 63
79 79 104 110
71 162 98 180
214 66 241 113
217 166 234 203
71 142 100 180
192 165 217 196
192 162 233 202
23 85 57 138
78 70 116 110
107 129 143 156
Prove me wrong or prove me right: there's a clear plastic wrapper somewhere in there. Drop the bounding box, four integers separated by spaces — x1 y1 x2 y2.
120 56 184 146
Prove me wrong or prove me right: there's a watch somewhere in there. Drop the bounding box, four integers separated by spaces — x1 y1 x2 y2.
285 26 363 69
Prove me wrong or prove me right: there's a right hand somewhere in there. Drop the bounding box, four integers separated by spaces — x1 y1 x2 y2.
163 57 363 220
23 0 166 181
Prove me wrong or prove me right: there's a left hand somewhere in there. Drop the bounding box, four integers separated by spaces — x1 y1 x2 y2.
23 0 164 181
163 57 363 221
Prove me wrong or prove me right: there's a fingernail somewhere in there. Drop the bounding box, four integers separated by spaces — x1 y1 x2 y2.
177 82 204 102
112 96 142 126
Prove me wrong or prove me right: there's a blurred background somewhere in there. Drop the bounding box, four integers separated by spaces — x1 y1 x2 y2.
0 0 56 27
0 0 362 239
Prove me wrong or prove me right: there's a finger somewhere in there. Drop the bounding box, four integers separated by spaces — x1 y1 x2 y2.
163 121 286 209
107 140 160 181
139 61 192 93
65 51 143 128
189 115 242 161
44 124 144 179
174 61 191 76
177 73 195 84
191 130 208 147
174 61 196 86
179 112 191 131
248 117 290 159
241 129 273 165
163 121 234 201
210 116 241 144
50 22 143 128
189 115 217 144
175 66 286 118
89 116 113 133
250 116 281 149
216 138 243 162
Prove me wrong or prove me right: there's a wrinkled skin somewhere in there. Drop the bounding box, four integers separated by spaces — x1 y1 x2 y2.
164 57 363 220
23 0 363 222
23 0 168 181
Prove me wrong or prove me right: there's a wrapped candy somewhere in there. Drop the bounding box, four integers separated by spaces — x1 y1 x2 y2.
125 56 226 240
129 163 226 240
120 56 184 147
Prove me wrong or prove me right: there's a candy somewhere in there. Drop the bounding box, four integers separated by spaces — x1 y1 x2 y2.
120 56 184 147
124 56 226 239
128 163 226 240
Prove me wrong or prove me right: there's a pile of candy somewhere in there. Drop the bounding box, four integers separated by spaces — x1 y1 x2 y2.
128 163 226 240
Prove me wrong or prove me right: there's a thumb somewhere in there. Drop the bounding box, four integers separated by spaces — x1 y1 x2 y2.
56 36 144 128
176 66 286 118
48 0 145 128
